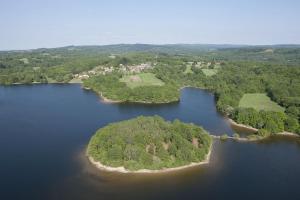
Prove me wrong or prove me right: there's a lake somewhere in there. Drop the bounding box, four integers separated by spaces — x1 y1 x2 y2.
0 84 299 200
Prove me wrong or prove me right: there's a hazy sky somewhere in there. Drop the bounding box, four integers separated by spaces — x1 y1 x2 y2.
0 0 299 50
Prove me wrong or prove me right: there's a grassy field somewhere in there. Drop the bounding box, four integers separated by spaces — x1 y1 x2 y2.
201 69 218 76
184 65 194 74
239 93 285 112
120 73 165 88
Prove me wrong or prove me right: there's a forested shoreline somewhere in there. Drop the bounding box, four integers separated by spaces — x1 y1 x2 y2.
83 74 180 103
87 116 212 171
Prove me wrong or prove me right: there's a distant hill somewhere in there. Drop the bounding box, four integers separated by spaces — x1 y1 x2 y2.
2 44 299 62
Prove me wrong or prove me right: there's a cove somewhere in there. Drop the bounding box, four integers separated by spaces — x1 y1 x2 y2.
0 84 300 200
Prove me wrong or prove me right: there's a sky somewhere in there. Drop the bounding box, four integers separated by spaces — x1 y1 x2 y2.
0 0 299 50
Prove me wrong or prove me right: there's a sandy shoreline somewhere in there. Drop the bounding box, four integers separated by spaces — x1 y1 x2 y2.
227 118 259 132
276 131 299 137
81 86 123 103
99 92 124 103
97 92 178 104
87 143 213 174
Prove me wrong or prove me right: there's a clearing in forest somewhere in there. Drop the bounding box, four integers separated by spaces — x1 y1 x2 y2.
239 93 285 112
201 68 218 76
119 73 165 88
184 65 194 74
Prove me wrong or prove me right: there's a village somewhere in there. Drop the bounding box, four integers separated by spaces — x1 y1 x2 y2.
73 62 153 80
73 60 222 81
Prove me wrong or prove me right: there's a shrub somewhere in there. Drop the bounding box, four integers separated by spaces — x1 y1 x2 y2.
220 134 228 141
284 116 299 133
257 129 271 137
247 134 260 140
233 133 240 139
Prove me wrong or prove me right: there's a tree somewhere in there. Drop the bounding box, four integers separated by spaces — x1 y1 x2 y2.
220 134 228 141
233 133 240 139
286 106 299 118
124 145 140 161
168 143 177 156
284 116 299 132
156 144 169 161
108 145 123 160
257 129 270 137
139 152 153 165
265 119 279 133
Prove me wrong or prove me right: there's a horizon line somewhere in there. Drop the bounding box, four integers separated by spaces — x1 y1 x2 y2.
1 43 300 52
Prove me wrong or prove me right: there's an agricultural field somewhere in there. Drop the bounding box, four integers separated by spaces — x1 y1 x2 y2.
238 93 285 112
119 73 165 88
201 68 218 76
184 65 194 74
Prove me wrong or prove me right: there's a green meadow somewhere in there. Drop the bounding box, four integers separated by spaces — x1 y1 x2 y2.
120 73 165 89
239 93 285 112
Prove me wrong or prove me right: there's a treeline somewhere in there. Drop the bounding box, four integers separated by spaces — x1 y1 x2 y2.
201 47 300 65
0 67 48 84
87 116 212 171
230 108 299 134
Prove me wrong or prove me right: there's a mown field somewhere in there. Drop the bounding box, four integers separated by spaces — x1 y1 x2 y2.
184 65 194 74
119 73 165 88
239 93 285 112
201 68 218 76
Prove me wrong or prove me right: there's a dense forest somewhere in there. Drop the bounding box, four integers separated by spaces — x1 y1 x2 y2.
87 116 212 171
0 44 300 134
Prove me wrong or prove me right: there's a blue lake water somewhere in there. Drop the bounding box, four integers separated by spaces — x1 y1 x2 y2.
0 84 299 200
